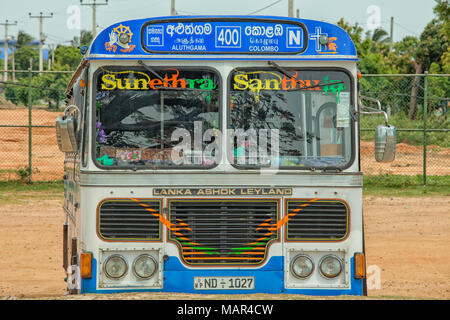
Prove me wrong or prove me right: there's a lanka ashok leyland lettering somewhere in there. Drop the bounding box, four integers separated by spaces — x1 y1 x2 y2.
56 15 396 295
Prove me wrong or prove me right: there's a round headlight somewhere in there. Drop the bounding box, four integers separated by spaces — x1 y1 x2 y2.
133 255 157 279
104 255 128 279
291 255 314 279
319 255 343 278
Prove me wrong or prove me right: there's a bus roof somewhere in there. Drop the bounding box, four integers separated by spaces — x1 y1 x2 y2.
87 15 357 61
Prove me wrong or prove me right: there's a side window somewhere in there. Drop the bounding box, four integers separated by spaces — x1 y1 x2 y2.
81 69 89 167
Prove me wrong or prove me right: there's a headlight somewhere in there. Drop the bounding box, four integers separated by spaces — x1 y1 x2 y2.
104 255 128 279
319 255 343 278
133 254 157 279
291 255 314 279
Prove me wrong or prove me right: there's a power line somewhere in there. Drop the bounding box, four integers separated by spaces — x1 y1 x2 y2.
394 21 421 37
247 0 283 15
176 9 199 15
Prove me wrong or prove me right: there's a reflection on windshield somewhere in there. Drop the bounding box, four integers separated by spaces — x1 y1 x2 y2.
94 67 220 168
229 68 353 169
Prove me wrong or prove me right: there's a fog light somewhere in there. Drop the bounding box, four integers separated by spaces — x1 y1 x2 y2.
133 254 157 279
104 255 128 279
319 255 342 278
291 255 314 279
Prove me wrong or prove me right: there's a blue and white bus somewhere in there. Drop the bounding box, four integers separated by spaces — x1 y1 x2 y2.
57 15 395 296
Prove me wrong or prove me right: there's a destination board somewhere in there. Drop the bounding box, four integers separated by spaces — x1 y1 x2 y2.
141 18 307 54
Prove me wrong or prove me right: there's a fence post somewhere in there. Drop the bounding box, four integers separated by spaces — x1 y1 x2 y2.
28 64 32 182
423 71 428 186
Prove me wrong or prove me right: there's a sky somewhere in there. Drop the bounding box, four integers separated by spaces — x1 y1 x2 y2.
0 0 438 46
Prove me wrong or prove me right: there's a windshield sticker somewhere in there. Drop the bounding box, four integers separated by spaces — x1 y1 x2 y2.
116 149 142 162
232 70 346 103
99 68 217 92
337 92 351 128
105 24 136 53
309 27 339 54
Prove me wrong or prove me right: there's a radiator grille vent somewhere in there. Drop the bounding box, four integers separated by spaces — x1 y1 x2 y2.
169 200 279 265
98 199 161 241
286 200 349 241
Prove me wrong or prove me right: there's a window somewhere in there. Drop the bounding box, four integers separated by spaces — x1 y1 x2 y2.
229 68 353 169
93 67 220 168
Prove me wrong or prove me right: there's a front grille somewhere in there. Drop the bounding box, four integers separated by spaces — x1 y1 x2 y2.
98 199 162 241
286 199 349 241
169 199 279 266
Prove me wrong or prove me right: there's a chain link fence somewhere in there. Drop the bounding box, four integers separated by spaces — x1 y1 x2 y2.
360 74 449 184
0 70 71 181
0 70 449 183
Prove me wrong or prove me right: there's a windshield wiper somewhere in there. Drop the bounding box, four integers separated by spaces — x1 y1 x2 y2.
267 61 344 91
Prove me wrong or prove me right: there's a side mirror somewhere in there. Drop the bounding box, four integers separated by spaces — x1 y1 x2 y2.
374 125 396 163
56 105 80 153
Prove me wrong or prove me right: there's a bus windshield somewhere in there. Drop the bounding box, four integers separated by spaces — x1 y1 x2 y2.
229 68 353 169
94 66 220 168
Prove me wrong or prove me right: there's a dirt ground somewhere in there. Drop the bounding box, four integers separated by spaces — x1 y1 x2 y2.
0 195 448 300
0 108 64 181
0 108 449 180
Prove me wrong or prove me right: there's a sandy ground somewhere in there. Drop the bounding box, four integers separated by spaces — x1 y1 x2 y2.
0 108 449 180
0 195 448 300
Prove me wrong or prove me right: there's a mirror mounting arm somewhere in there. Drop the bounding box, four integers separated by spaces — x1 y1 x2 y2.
358 96 389 126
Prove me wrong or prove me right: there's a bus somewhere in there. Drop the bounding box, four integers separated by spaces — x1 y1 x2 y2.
56 15 396 295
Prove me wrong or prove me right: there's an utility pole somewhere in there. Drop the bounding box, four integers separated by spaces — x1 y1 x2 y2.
0 20 17 81
80 0 109 39
29 12 53 72
288 0 294 17
296 9 300 18
171 0 176 15
11 36 16 82
389 16 394 54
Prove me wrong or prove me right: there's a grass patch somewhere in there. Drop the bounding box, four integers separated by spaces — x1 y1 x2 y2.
363 175 450 197
0 180 64 205
0 180 63 193
0 177 448 204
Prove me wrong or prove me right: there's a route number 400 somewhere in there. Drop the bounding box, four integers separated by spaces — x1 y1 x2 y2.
216 27 241 47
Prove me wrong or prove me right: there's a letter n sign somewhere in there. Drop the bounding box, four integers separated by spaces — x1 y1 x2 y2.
286 27 303 49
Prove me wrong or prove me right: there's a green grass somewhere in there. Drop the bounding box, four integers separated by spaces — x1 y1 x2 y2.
0 176 448 205
360 112 449 148
0 180 63 193
363 175 450 197
0 180 64 205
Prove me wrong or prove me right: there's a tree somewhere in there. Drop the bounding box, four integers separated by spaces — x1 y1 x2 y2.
407 17 448 119
14 46 39 71
15 31 34 49
433 0 450 73
71 30 93 47
54 45 83 70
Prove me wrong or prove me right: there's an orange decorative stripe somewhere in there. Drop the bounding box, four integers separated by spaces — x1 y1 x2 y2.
183 252 209 255
131 198 192 231
256 198 318 232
